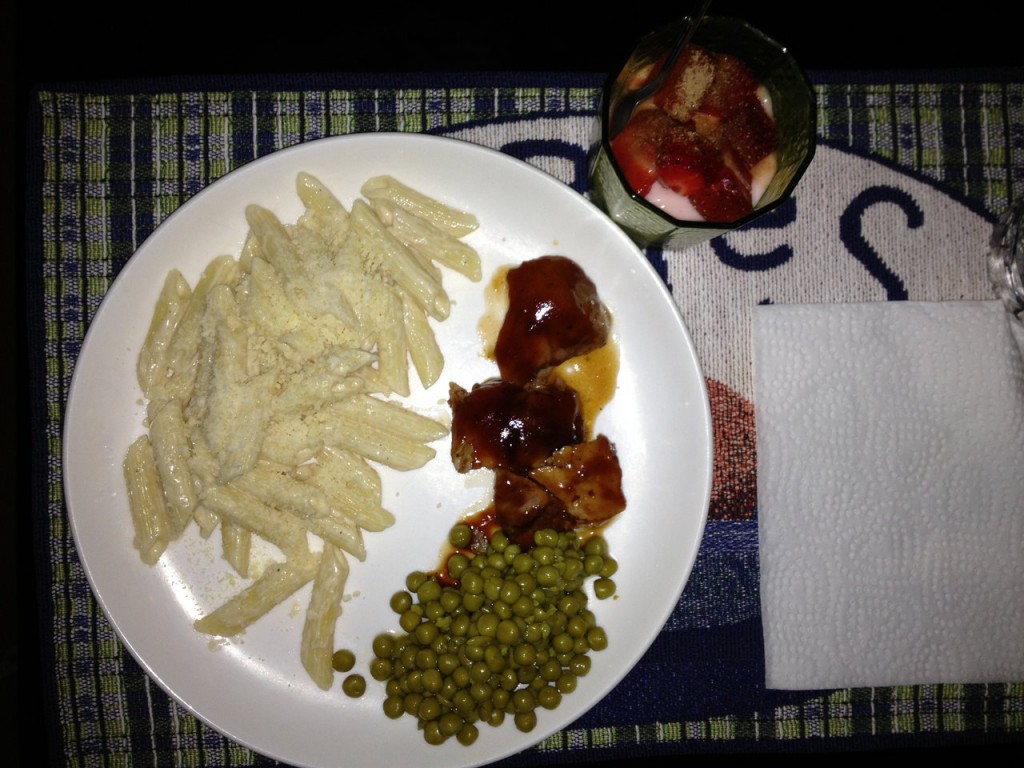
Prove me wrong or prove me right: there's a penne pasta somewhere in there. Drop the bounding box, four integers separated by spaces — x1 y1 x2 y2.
137 270 192 397
301 544 350 690
220 519 252 578
304 514 366 562
153 254 240 406
273 368 367 417
231 460 332 521
203 485 310 560
296 171 350 227
123 435 173 566
334 393 449 443
375 199 482 282
246 203 360 329
400 288 446 389
361 174 479 237
351 198 451 322
319 416 437 470
147 398 197 536
370 285 410 398
193 554 319 637
125 172 479 687
315 400 439 471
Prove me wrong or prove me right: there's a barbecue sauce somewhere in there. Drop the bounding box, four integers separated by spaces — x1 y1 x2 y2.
448 255 626 550
493 255 610 385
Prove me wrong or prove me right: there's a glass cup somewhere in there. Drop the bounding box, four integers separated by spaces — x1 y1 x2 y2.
587 15 817 250
988 198 1024 324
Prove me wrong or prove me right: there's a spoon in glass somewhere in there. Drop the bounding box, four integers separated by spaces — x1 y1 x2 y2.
608 0 713 139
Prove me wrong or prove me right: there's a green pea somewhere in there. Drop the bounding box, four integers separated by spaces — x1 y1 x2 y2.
537 684 562 710
570 654 591 676
331 648 355 672
440 588 462 613
399 610 420 633
451 614 470 636
414 621 438 645
540 658 562 682
470 681 492 702
584 554 604 575
462 592 484 612
369 658 392 681
498 668 519 691
491 687 511 710
389 590 412 614
415 648 437 670
556 672 577 694
532 545 555 565
533 529 559 548
439 711 463 737
421 668 443 693
552 632 574 654
417 696 441 721
587 626 609 651
383 695 404 719
422 720 445 745
584 536 607 556
437 652 460 675
487 707 506 727
341 674 366 698
374 527 620 746
449 524 473 549
502 543 522 563
536 565 560 587
487 528 506 551
593 577 616 600
417 579 442 603
372 633 396 659
499 579 522 604
452 688 474 715
476 612 499 637
567 615 588 638
406 570 428 592
403 692 422 715
484 644 506 672
461 570 483 594
514 710 537 732
512 687 536 713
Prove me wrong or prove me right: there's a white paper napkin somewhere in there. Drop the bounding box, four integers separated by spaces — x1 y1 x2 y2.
753 300 1024 690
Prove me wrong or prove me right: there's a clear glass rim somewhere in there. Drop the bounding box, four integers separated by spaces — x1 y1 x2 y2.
992 199 1024 308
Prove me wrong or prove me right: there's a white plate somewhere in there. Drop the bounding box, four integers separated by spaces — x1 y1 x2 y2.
63 133 713 768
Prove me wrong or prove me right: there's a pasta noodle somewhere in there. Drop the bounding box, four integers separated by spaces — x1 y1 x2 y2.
122 172 482 689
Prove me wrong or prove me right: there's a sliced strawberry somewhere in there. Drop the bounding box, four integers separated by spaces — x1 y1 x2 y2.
610 108 672 196
721 97 777 169
653 46 716 123
654 127 720 197
657 163 705 197
698 51 761 119
688 165 754 222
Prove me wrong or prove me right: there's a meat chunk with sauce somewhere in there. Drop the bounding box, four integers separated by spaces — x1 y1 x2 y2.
529 434 626 524
493 469 577 549
449 378 584 474
494 255 611 386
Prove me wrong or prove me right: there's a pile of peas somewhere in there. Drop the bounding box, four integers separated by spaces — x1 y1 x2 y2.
368 524 617 746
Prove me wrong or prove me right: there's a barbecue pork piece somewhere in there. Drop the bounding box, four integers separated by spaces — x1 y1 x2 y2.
448 378 584 474
494 255 611 385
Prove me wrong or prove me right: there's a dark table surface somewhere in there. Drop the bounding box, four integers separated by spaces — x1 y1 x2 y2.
12 4 1023 763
